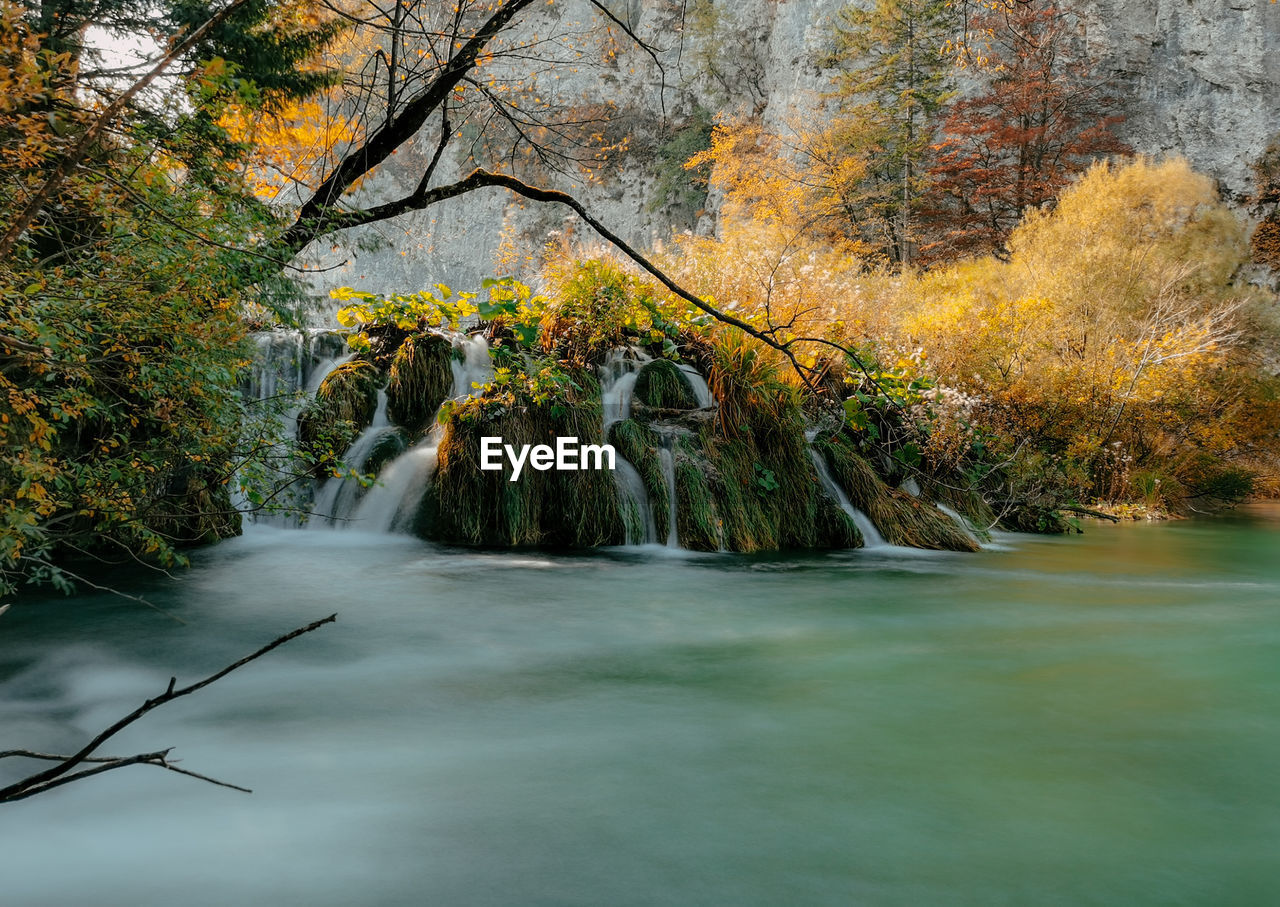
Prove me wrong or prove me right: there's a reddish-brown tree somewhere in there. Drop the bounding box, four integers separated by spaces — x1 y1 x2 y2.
1250 136 1280 271
923 0 1130 260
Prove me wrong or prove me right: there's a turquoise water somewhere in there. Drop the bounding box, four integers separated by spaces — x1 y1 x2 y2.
2 508 1279 905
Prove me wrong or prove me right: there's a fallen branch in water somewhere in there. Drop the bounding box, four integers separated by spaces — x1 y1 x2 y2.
0 614 336 803
1058 505 1122 523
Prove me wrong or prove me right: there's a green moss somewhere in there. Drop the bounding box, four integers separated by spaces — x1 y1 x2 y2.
702 436 774 551
674 452 721 550
924 477 995 541
867 490 981 551
316 360 380 426
296 360 381 478
422 393 624 548
815 492 862 549
634 359 698 409
810 433 977 551
609 418 669 540
813 434 884 512
387 333 454 430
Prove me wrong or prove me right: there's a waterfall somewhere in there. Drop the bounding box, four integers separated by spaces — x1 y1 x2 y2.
322 334 491 533
658 442 680 548
450 334 494 397
305 352 353 396
600 348 656 545
808 447 886 548
350 425 445 533
245 332 304 402
936 503 983 548
244 330 349 406
614 460 657 545
239 331 349 523
676 363 715 409
311 390 393 524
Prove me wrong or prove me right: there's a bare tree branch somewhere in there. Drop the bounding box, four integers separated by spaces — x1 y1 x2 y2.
282 0 540 253
0 614 337 803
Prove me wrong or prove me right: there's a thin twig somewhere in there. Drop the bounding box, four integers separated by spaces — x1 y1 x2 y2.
0 614 336 803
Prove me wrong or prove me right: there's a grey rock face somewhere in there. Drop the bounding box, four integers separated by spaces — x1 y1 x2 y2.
304 0 1278 301
1086 0 1279 200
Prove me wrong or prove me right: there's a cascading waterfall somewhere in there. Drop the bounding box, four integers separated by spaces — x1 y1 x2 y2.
244 330 349 406
245 332 304 402
322 334 492 533
311 390 393 524
658 444 680 548
349 425 445 533
600 348 657 545
653 429 684 549
240 331 349 522
936 503 982 548
598 349 718 547
676 363 715 409
808 447 886 548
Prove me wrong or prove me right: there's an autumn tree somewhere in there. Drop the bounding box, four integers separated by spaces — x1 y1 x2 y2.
924 0 1129 260
0 0 338 596
825 0 959 264
1250 135 1280 272
900 157 1274 510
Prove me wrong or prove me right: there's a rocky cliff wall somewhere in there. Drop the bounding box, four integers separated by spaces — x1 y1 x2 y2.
301 0 1280 302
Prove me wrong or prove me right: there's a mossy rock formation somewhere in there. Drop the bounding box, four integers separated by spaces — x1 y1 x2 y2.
421 388 625 548
300 326 986 554
297 359 380 477
387 333 453 431
814 434 979 552
606 412 859 552
609 418 671 540
634 359 698 409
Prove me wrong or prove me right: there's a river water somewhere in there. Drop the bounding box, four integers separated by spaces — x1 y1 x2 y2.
2 507 1279 905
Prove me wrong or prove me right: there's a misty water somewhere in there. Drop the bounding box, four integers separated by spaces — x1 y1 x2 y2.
3 508 1279 905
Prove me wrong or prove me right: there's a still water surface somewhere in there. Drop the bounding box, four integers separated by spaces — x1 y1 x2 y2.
2 509 1279 905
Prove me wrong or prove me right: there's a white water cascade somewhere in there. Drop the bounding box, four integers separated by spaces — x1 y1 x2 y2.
677 363 715 409
315 334 492 533
599 349 657 545
936 503 983 548
658 442 680 548
808 447 887 548
311 390 394 524
240 331 348 523
349 425 446 533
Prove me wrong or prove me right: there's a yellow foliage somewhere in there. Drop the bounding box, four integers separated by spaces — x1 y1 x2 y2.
891 157 1269 504
688 118 872 253
220 99 360 200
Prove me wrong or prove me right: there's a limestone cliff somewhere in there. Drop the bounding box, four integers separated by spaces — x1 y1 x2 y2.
302 0 1279 299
